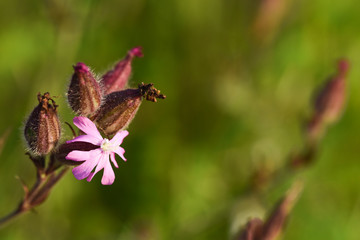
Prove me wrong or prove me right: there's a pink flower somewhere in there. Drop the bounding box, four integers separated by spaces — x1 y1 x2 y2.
65 116 128 185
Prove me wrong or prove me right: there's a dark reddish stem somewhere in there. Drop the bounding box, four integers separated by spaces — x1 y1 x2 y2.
0 208 22 227
0 167 69 228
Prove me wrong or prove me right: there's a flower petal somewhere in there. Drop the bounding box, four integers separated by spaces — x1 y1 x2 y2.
86 152 108 182
110 130 129 146
86 172 95 182
66 150 90 162
101 161 115 185
110 152 119 168
71 149 102 180
73 116 103 140
67 135 102 145
72 160 98 180
114 147 126 161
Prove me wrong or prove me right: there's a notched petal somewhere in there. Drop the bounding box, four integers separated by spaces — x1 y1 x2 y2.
110 130 129 146
101 161 115 185
73 116 103 139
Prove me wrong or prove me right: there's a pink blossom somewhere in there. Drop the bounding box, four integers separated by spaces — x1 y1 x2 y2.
65 116 128 185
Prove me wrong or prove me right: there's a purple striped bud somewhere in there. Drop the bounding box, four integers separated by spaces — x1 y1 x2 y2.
67 62 102 117
94 83 166 135
94 89 143 135
24 93 61 155
101 47 143 95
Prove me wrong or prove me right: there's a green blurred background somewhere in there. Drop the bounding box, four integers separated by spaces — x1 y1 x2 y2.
0 0 360 239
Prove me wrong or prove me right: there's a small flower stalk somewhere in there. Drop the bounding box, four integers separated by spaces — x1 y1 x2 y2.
101 46 144 95
67 62 102 117
24 92 61 155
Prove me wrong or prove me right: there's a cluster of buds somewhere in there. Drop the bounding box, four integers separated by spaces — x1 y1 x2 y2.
24 46 165 158
0 47 165 226
67 46 165 136
23 46 165 184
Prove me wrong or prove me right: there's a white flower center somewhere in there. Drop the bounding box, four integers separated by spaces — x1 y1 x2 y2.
100 138 116 152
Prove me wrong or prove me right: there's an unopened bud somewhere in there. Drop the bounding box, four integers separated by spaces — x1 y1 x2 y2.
314 59 348 123
24 93 61 155
261 182 302 240
94 83 166 135
307 59 349 140
101 47 143 95
67 62 102 117
94 89 143 135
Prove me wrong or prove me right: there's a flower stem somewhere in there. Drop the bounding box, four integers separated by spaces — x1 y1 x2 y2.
0 207 23 228
0 167 69 228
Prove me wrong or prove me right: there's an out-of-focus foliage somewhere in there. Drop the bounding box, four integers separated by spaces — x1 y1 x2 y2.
0 0 359 239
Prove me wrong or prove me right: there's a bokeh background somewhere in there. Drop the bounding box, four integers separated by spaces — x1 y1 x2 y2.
0 0 360 239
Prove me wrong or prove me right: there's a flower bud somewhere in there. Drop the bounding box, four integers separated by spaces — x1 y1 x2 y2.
67 62 102 117
101 47 143 95
314 59 348 123
307 59 349 140
94 89 143 135
94 83 166 135
24 93 61 155
261 182 302 240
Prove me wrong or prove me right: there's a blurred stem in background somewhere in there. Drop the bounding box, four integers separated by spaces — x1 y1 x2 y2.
238 181 303 240
235 59 349 239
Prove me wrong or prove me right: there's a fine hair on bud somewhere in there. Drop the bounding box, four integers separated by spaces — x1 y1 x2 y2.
94 89 143 135
93 83 166 136
24 92 61 155
67 62 103 117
